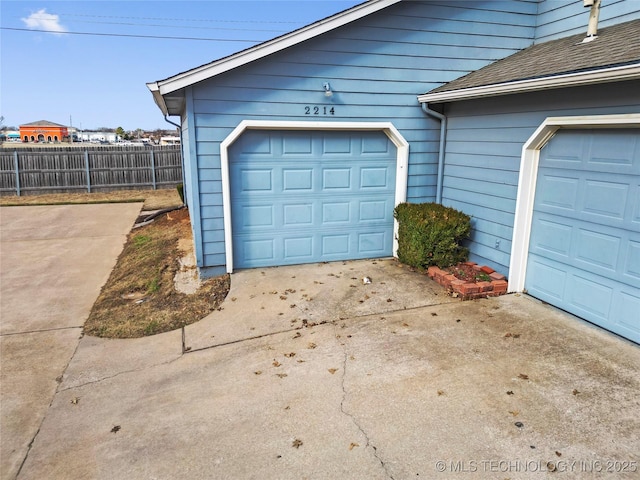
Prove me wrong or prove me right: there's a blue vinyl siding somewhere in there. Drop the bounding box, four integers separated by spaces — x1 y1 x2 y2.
441 80 640 276
534 0 640 43
185 0 539 271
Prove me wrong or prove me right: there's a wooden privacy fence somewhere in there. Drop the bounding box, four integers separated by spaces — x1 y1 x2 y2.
0 145 183 196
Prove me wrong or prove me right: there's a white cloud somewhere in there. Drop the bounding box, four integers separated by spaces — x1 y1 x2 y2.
21 9 67 34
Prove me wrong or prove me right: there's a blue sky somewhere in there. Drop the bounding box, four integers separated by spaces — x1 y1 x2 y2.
0 1 363 131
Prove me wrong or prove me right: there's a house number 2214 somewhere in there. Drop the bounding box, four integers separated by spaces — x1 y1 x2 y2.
305 106 335 115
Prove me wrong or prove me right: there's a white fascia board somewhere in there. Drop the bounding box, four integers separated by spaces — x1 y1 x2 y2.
418 63 640 104
155 0 401 96
146 82 169 116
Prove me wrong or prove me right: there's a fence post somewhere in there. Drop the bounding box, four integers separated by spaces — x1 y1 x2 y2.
150 149 157 190
84 150 91 193
13 150 21 196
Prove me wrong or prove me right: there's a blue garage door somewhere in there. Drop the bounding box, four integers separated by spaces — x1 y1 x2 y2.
526 129 640 343
229 130 397 269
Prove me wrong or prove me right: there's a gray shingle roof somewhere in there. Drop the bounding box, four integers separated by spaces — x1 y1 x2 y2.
20 120 68 128
426 18 640 95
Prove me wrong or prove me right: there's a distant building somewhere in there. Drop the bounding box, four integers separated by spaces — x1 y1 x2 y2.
2 131 20 142
160 136 180 145
79 131 120 143
20 120 68 143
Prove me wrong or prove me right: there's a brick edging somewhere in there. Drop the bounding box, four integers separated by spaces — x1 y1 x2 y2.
427 262 508 300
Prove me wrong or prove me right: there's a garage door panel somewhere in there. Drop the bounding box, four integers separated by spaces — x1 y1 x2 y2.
570 273 613 320
283 169 313 190
237 204 274 228
361 167 390 188
529 214 572 257
526 257 567 301
322 234 350 256
283 133 312 154
230 130 396 268
322 135 351 154
535 174 579 210
237 131 272 154
362 134 391 154
624 240 640 284
632 184 640 223
543 129 640 174
539 131 586 165
283 203 313 226
588 129 640 173
359 231 387 253
242 238 275 262
284 237 313 260
535 173 638 231
583 179 628 219
322 202 350 224
574 228 620 271
239 169 273 192
615 291 640 333
323 168 351 190
359 200 388 221
526 129 640 343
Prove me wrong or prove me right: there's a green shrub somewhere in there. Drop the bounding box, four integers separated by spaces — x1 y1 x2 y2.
176 183 184 203
394 202 471 269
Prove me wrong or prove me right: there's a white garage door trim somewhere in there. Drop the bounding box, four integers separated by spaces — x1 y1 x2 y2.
220 120 410 273
509 113 640 292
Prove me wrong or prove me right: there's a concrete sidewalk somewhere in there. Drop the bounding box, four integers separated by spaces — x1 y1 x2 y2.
0 204 142 480
13 258 640 479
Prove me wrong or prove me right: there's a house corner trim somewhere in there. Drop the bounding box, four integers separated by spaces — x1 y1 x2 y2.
508 113 640 293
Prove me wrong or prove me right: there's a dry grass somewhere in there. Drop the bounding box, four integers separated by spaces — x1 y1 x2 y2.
84 208 230 338
0 188 182 211
3 188 230 338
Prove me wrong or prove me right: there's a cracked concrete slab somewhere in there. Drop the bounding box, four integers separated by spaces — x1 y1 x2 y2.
0 203 142 480
184 258 455 352
0 328 82 480
3 204 639 479
16 294 640 480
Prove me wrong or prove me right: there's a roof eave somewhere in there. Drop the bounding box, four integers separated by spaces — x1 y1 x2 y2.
418 63 640 104
146 82 170 116
151 0 401 97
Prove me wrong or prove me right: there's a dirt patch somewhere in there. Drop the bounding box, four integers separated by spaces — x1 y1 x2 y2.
0 188 182 211
445 263 493 282
84 208 230 338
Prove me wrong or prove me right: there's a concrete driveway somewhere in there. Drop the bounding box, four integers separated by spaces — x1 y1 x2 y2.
0 203 142 480
2 205 639 480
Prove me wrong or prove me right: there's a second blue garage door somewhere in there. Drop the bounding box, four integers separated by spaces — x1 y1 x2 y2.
525 129 640 343
229 130 397 269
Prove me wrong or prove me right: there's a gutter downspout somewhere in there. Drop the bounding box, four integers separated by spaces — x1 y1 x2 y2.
421 102 447 204
164 115 186 206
